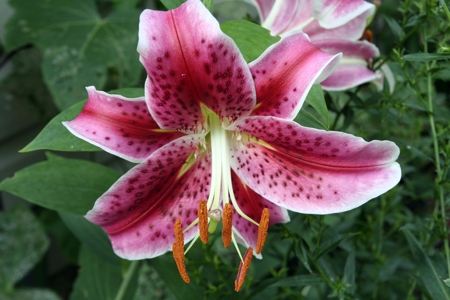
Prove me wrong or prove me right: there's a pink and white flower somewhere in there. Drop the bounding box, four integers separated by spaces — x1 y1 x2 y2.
248 0 384 90
64 0 400 289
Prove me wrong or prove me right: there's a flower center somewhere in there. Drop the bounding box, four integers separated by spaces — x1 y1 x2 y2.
171 113 271 292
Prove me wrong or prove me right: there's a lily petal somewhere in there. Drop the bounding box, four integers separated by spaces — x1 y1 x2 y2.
313 0 375 29
230 170 290 252
247 32 341 120
85 134 210 259
247 0 276 21
138 0 255 130
63 87 185 163
313 40 381 90
231 117 401 214
260 0 299 36
304 13 371 41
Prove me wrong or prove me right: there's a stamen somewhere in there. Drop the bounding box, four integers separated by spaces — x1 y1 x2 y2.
235 247 253 292
198 199 209 244
256 208 270 254
222 203 234 248
172 218 190 283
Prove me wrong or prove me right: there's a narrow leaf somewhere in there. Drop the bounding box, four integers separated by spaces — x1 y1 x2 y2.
0 154 120 215
402 53 450 62
403 229 450 299
383 16 405 39
314 233 359 260
221 20 280 63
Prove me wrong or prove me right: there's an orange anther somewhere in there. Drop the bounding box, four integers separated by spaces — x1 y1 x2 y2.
222 203 234 248
256 208 270 254
235 247 253 292
172 218 190 283
360 29 373 43
198 199 208 244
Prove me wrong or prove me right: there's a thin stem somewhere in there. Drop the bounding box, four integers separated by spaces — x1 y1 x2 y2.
423 27 450 278
114 260 140 300
442 2 450 22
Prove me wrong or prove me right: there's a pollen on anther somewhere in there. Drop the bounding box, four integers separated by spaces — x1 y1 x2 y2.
235 247 253 292
256 208 270 254
172 218 190 283
222 203 233 248
198 199 208 244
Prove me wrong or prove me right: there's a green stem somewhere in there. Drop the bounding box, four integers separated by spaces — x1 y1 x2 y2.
114 260 140 300
423 27 450 278
442 2 450 22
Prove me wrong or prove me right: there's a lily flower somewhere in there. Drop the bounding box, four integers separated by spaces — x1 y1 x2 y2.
63 0 400 291
248 0 384 90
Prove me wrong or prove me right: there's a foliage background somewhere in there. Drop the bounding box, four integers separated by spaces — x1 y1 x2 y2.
0 0 450 299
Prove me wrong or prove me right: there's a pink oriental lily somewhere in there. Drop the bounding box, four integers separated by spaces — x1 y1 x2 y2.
63 0 400 290
248 0 384 90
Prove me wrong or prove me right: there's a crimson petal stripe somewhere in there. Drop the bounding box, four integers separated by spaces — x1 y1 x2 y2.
63 87 185 163
85 134 209 259
138 0 256 130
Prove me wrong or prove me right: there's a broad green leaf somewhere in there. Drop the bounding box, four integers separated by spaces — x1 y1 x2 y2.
5 0 142 110
0 289 61 300
402 53 450 62
221 20 280 63
0 154 121 215
69 246 139 300
58 212 118 264
403 229 450 299
21 100 100 152
0 205 50 290
305 84 329 128
160 0 185 9
149 254 205 300
21 88 144 153
295 109 328 130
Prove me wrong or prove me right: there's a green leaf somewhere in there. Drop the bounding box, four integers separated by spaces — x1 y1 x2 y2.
149 254 205 300
69 246 138 300
314 233 359 260
343 248 355 294
0 289 61 300
295 109 328 130
5 0 142 110
383 16 405 39
160 0 185 9
21 100 99 152
266 274 323 288
0 205 50 289
403 229 450 299
220 20 280 63
21 88 144 153
305 84 329 128
402 53 450 62
0 154 121 215
58 212 118 264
